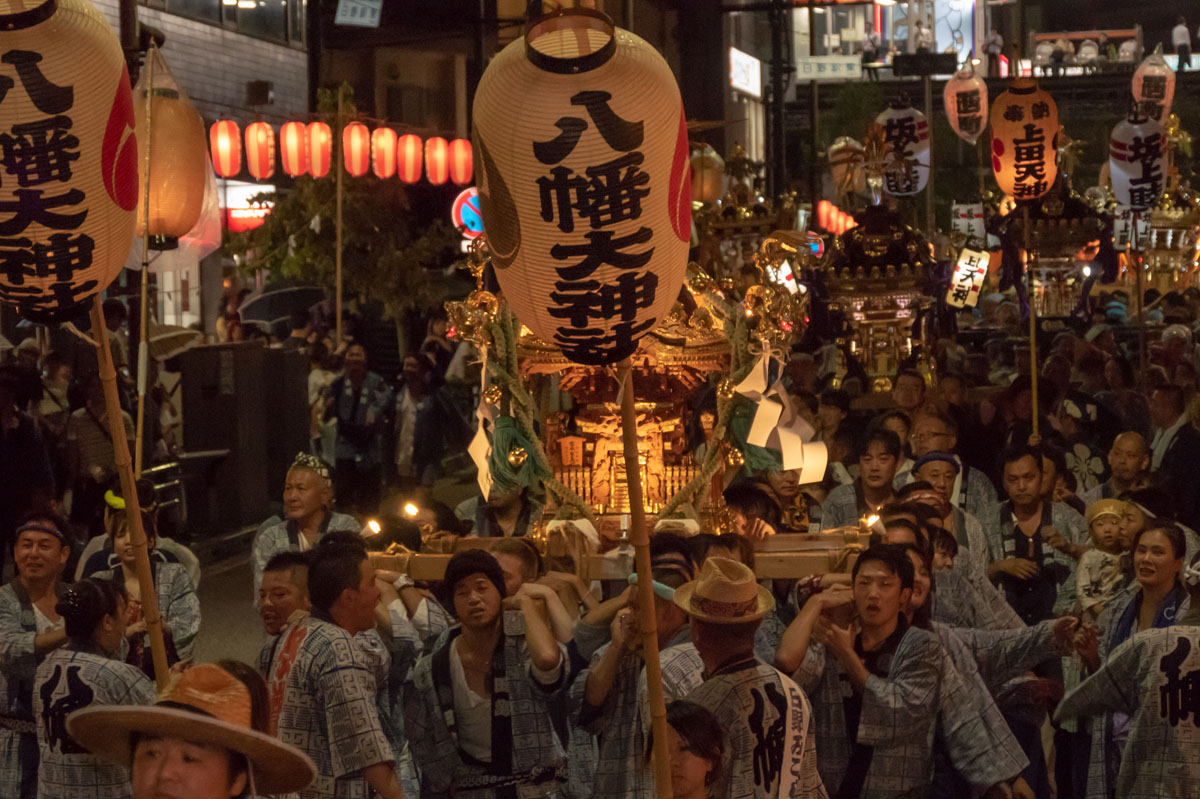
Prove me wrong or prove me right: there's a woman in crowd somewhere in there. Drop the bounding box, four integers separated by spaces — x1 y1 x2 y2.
664 700 726 799
32 578 156 799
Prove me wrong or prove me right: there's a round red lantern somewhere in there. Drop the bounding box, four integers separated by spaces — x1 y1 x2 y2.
244 121 275 180
280 121 308 177
0 0 139 321
425 136 449 185
343 122 370 178
372 128 397 178
449 138 473 185
990 78 1058 202
397 134 423 183
210 120 241 179
473 8 690 365
307 121 332 178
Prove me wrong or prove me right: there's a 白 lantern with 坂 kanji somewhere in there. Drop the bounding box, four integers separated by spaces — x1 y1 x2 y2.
472 8 690 365
372 127 397 178
134 48 206 250
0 0 139 321
280 121 307 177
876 99 929 196
1109 111 1166 212
1132 46 1175 123
307 121 331 178
449 137 473 184
210 120 241 178
990 78 1058 202
245 121 275 180
425 136 448 185
343 121 370 178
944 67 988 145
397 134 422 183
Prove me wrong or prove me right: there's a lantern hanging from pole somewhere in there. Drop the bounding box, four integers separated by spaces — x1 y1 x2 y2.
876 99 929 196
0 0 139 321
690 144 724 204
372 127 397 178
425 136 449 185
944 66 988 145
343 121 370 178
472 7 691 365
244 121 275 180
280 121 308 177
449 138 473 185
307 121 332 178
210 120 241 178
134 48 207 250
1109 111 1166 212
1132 45 1175 123
397 134 423 183
990 78 1058 202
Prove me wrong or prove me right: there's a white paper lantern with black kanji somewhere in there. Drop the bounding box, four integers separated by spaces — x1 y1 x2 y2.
875 101 929 196
990 78 1058 202
944 68 988 145
1110 111 1166 212
0 0 139 321
1132 48 1174 123
472 8 691 366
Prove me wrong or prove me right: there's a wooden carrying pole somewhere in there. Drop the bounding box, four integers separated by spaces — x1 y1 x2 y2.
134 50 155 477
617 357 671 799
1024 205 1040 444
90 296 170 689
335 85 344 346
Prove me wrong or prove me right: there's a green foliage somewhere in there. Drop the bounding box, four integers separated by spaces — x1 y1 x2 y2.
820 81 885 151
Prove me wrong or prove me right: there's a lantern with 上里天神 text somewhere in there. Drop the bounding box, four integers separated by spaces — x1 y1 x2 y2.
944 67 988 145
280 121 307 177
372 127 397 178
245 121 274 180
876 99 929 196
133 48 206 250
397 133 422 183
990 78 1058 202
1109 111 1166 212
307 121 331 178
1132 46 1174 123
343 121 370 178
0 0 139 321
472 7 691 365
210 120 240 178
425 136 448 185
449 137 472 185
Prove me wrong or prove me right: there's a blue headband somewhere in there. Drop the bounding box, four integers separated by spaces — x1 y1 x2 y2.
913 452 959 474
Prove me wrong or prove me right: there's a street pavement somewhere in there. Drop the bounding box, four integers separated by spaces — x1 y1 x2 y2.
193 551 264 665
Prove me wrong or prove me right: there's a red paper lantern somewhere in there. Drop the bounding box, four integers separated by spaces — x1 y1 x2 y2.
280 121 308 177
397 134 423 183
372 128 397 178
343 122 370 178
425 136 449 185
449 138 473 185
210 120 241 178
244 121 275 180
307 121 332 178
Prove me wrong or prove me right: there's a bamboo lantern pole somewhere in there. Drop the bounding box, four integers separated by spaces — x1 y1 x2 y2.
616 357 672 799
335 85 344 346
90 296 170 689
1024 205 1040 445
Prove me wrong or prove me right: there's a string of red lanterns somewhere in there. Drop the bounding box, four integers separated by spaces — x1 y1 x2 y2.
207 119 473 185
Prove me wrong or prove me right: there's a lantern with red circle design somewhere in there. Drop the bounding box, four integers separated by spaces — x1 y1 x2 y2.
210 120 241 178
425 136 449 185
245 121 275 180
279 121 308 177
990 78 1058 202
397 134 423 183
343 122 370 178
307 121 332 178
449 138 473 185
372 128 397 178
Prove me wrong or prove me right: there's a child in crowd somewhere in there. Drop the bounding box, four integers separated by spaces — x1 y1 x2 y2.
932 527 959 571
1076 499 1129 622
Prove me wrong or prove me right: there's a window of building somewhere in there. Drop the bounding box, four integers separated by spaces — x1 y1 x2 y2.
234 0 289 43
165 0 222 22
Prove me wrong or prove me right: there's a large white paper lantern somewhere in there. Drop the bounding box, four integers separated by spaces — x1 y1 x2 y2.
990 78 1058 202
1109 111 1166 212
876 101 929 196
1132 47 1174 123
0 0 138 321
944 67 988 145
472 7 691 365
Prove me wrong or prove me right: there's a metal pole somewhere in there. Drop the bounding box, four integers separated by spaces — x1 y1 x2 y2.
769 0 787 198
617 358 672 799
135 51 155 478
335 85 344 346
923 73 934 237
1133 211 1147 381
809 0 820 211
1024 205 1039 444
90 297 170 689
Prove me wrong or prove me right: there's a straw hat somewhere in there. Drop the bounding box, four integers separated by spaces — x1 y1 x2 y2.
67 663 316 795
673 557 774 624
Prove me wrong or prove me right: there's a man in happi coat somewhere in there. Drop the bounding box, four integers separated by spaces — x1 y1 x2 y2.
678 557 827 799
404 550 570 798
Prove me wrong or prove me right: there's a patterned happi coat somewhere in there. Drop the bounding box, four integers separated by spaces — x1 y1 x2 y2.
95 562 200 661
251 511 362 597
1056 618 1200 799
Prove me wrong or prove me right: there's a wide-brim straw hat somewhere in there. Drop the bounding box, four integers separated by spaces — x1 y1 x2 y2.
673 556 774 624
67 663 316 795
